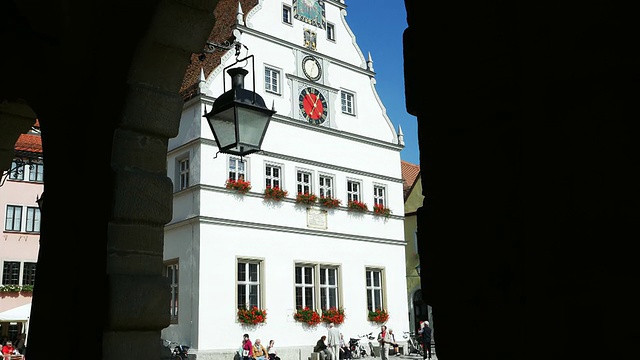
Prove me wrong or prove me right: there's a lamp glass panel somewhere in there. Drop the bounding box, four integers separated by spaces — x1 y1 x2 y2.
208 107 237 149
236 107 270 148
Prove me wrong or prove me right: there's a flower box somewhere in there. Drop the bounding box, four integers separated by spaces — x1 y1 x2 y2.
321 307 345 325
226 178 252 194
293 307 322 326
264 186 288 201
373 203 391 217
368 308 389 323
237 306 267 325
347 200 368 212
296 192 318 205
319 196 342 208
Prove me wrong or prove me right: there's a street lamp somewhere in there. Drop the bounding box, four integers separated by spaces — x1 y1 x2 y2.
202 34 275 157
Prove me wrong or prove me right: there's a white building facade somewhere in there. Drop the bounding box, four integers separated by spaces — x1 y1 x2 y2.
164 1 409 358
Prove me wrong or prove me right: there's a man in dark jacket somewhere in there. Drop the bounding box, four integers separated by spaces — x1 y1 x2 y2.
418 321 432 359
315 335 332 360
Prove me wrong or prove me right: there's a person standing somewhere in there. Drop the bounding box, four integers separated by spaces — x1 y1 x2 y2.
377 325 389 360
327 322 341 360
242 334 254 360
418 321 432 360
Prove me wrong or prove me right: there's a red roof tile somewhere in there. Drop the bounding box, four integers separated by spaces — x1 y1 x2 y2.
401 160 420 199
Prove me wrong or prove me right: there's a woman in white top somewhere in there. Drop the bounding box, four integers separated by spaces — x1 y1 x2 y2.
267 339 280 360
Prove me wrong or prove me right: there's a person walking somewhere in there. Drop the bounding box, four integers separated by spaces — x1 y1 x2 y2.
377 325 389 360
327 322 341 360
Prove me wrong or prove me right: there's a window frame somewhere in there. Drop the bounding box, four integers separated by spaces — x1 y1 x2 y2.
365 268 385 312
28 163 44 182
237 258 264 311
341 90 355 115
295 263 342 311
265 162 283 189
2 261 20 285
8 160 24 181
22 262 36 286
373 184 386 207
346 179 362 203
164 260 179 324
326 22 336 41
264 66 281 95
318 173 335 199
228 157 248 182
296 169 313 195
179 157 190 191
25 206 41 233
5 205 22 232
282 3 292 25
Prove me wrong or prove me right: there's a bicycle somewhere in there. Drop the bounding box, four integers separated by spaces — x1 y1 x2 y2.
402 332 423 357
162 339 190 360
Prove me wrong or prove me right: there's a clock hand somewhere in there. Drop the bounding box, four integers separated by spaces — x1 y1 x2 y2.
310 94 320 116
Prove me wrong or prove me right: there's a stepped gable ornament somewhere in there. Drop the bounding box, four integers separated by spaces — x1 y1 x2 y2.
303 29 317 51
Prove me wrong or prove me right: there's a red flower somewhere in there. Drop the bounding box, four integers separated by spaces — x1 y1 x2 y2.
321 307 346 325
264 185 288 201
319 196 342 208
238 306 267 325
367 308 389 323
373 203 391 217
294 307 322 326
226 178 252 194
296 192 318 205
347 200 368 212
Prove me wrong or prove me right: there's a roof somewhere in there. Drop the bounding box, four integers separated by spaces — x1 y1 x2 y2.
180 0 259 100
401 160 420 199
15 133 42 154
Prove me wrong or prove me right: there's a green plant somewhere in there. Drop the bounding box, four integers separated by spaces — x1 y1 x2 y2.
294 307 322 326
0 284 23 292
264 186 288 201
296 192 318 205
319 196 342 208
237 306 267 325
321 307 345 325
368 308 389 323
373 203 391 217
226 178 252 194
347 200 368 212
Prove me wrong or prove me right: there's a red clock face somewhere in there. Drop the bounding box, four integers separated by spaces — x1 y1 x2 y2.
299 87 328 124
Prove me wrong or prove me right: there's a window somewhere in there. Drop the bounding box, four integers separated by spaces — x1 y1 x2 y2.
373 185 386 206
22 262 36 286
237 260 262 309
282 4 292 24
319 267 338 310
5 205 22 231
265 67 280 94
25 206 41 233
295 265 315 309
8 161 24 180
229 157 247 181
164 261 179 323
297 170 312 195
295 264 341 310
318 174 334 198
28 163 44 182
265 164 282 188
341 91 355 115
366 269 384 311
2 262 20 285
346 180 361 202
327 23 335 41
179 158 189 190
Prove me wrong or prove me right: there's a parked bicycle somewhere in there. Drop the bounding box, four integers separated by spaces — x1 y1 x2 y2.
402 331 423 357
162 339 190 360
350 332 375 358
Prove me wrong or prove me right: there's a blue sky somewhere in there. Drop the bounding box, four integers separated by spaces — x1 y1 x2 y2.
345 1 419 165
